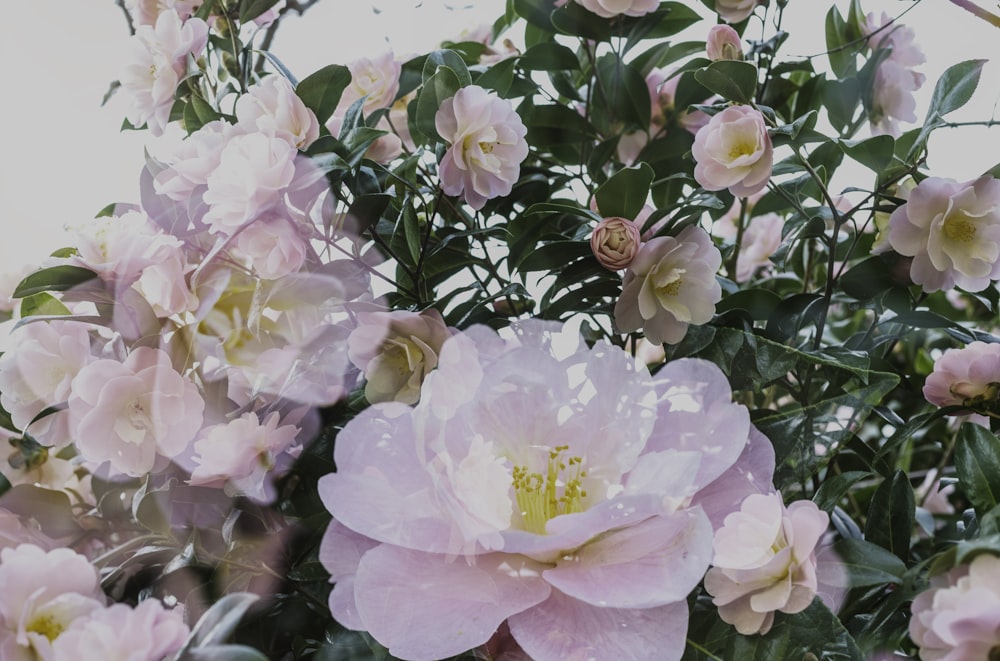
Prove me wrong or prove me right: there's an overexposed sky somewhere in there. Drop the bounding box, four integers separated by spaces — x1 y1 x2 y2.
1 1 997 270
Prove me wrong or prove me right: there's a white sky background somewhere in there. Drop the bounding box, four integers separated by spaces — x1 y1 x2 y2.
1 1 998 272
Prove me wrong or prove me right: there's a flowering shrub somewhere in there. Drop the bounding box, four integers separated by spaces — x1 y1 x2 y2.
1 0 1000 659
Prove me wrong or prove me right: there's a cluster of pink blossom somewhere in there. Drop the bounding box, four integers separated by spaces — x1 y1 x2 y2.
863 12 926 137
319 321 779 660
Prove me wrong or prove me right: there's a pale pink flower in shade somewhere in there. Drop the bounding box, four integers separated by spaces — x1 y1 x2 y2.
715 0 764 24
693 105 774 198
707 24 744 61
910 553 1000 659
124 0 202 26
888 176 1000 292
233 211 308 280
338 51 402 116
0 510 53 553
713 210 784 282
458 24 520 65
0 320 95 449
923 341 1000 412
250 0 285 27
120 10 209 136
614 225 723 345
347 309 454 405
319 321 775 661
436 86 529 210
202 132 298 234
573 0 659 18
704 492 829 635
916 468 955 516
68 346 204 477
864 12 926 137
51 599 188 661
151 120 232 203
133 245 199 317
189 411 300 503
68 210 186 286
0 544 105 661
235 74 320 150
590 217 642 270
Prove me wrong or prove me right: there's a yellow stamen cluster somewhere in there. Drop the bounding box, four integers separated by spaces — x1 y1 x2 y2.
512 445 587 534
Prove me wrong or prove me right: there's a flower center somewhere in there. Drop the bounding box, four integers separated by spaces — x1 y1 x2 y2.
727 138 757 161
479 141 495 154
26 613 65 642
512 445 587 535
943 211 977 243
656 268 684 298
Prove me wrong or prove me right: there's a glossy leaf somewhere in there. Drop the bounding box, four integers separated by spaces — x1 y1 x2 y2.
694 60 758 104
955 422 1000 513
594 163 654 220
296 64 352 125
865 470 914 561
12 265 98 298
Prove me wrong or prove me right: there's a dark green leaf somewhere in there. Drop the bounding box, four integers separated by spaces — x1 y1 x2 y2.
865 470 914 561
694 60 758 104
296 64 351 125
13 266 98 298
814 470 872 511
595 53 651 129
422 50 473 87
518 42 579 71
551 2 612 41
840 135 894 172
518 241 592 272
955 422 1000 513
183 94 221 134
594 163 654 219
924 59 987 122
185 593 261 649
238 0 280 23
19 292 71 318
513 0 557 32
827 538 906 588
414 66 463 142
183 645 269 661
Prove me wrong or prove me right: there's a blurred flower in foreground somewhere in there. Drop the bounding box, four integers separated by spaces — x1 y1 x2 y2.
319 322 774 661
692 105 774 198
910 553 1000 658
51 599 189 661
704 492 829 635
436 85 528 210
923 341 1000 413
614 225 722 345
888 176 1000 293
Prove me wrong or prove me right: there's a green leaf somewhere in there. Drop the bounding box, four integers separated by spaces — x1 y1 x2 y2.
840 135 894 172
924 59 987 123
414 66 463 142
183 94 221 134
513 0 557 32
238 0 280 23
827 538 907 588
184 645 269 661
19 292 71 318
518 241 592 273
594 163 654 219
551 2 612 41
955 422 1000 513
694 60 758 104
595 53 651 129
824 5 852 78
181 593 261 653
475 57 517 96
865 470 914 561
813 470 872 512
422 50 473 87
296 64 352 125
12 265 98 298
518 42 579 71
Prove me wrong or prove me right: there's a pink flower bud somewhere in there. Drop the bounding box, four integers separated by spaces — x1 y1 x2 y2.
707 24 743 61
590 217 642 270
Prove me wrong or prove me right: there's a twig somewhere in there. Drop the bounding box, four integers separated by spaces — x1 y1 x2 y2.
947 0 1000 28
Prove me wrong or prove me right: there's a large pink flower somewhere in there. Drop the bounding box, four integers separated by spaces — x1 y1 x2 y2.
51 599 189 661
693 105 773 198
910 554 1000 659
435 85 528 210
887 176 1000 292
573 0 659 18
923 341 1000 412
319 322 774 661
614 225 723 345
864 12 925 137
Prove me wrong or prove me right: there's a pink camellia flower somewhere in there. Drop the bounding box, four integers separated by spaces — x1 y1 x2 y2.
69 209 187 286
713 209 784 282
347 309 454 405
233 211 308 280
152 119 233 203
0 544 106 661
325 51 403 163
68 346 205 477
435 85 529 210
590 217 642 270
923 341 1000 412
251 0 285 27
864 12 925 137
189 411 300 503
618 69 711 166
704 492 829 635
887 175 1000 292
319 321 775 661
910 553 1000 659
715 0 764 24
0 320 95 449
573 0 659 18
707 24 744 61
51 599 189 661
614 225 723 345
693 105 774 198
120 10 208 136
235 74 320 150
124 0 202 26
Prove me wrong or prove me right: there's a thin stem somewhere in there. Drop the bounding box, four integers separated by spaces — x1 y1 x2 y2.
947 0 1000 28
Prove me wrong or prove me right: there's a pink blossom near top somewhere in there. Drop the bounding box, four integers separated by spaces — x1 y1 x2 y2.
693 105 774 198
703 492 830 635
0 544 106 661
318 320 775 661
923 341 1000 412
887 175 1000 292
120 10 209 136
68 209 187 286
458 24 520 65
714 0 763 24
712 210 785 282
251 0 285 27
124 0 202 26
232 210 308 280
347 309 454 405
435 85 529 210
235 74 320 150
151 120 233 203
707 24 744 61
573 0 659 18
339 51 402 116
910 553 1000 659
864 12 926 137
50 599 189 661
68 346 205 477
614 224 723 345
0 320 96 449
590 217 642 270
189 411 301 503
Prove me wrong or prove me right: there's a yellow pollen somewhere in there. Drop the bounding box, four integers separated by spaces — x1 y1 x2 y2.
943 212 977 243
27 614 64 642
479 141 495 154
512 445 587 534
728 139 756 160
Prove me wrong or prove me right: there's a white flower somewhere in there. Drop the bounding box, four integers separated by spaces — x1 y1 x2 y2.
124 0 202 26
573 0 659 18
68 210 186 285
235 75 320 150
692 105 774 198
